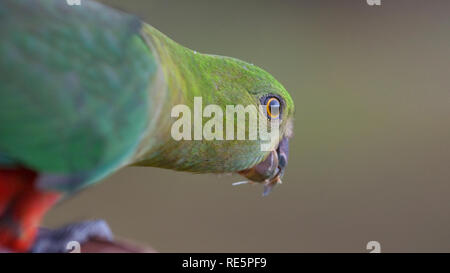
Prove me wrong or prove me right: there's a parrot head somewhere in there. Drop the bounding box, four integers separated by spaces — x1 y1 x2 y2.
131 37 295 196
211 57 295 196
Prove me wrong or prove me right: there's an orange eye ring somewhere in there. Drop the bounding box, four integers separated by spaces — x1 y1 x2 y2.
266 97 280 119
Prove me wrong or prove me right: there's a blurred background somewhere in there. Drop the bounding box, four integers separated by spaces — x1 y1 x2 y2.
45 0 450 252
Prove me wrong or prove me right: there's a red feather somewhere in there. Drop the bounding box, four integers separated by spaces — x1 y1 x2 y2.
0 168 61 252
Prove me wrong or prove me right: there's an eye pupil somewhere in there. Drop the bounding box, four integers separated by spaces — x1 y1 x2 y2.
266 97 281 119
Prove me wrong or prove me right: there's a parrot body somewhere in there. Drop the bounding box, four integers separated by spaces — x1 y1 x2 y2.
0 0 294 252
0 0 157 192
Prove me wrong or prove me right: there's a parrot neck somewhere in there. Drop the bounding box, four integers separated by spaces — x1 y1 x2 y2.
140 24 219 102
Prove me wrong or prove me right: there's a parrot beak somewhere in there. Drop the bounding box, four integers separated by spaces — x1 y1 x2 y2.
236 136 290 196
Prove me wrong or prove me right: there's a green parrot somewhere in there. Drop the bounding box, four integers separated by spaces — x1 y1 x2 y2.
0 0 294 252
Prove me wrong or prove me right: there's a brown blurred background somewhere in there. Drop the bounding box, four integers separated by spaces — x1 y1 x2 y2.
45 0 450 252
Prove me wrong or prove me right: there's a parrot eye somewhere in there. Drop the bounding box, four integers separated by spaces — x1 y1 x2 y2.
263 96 282 119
